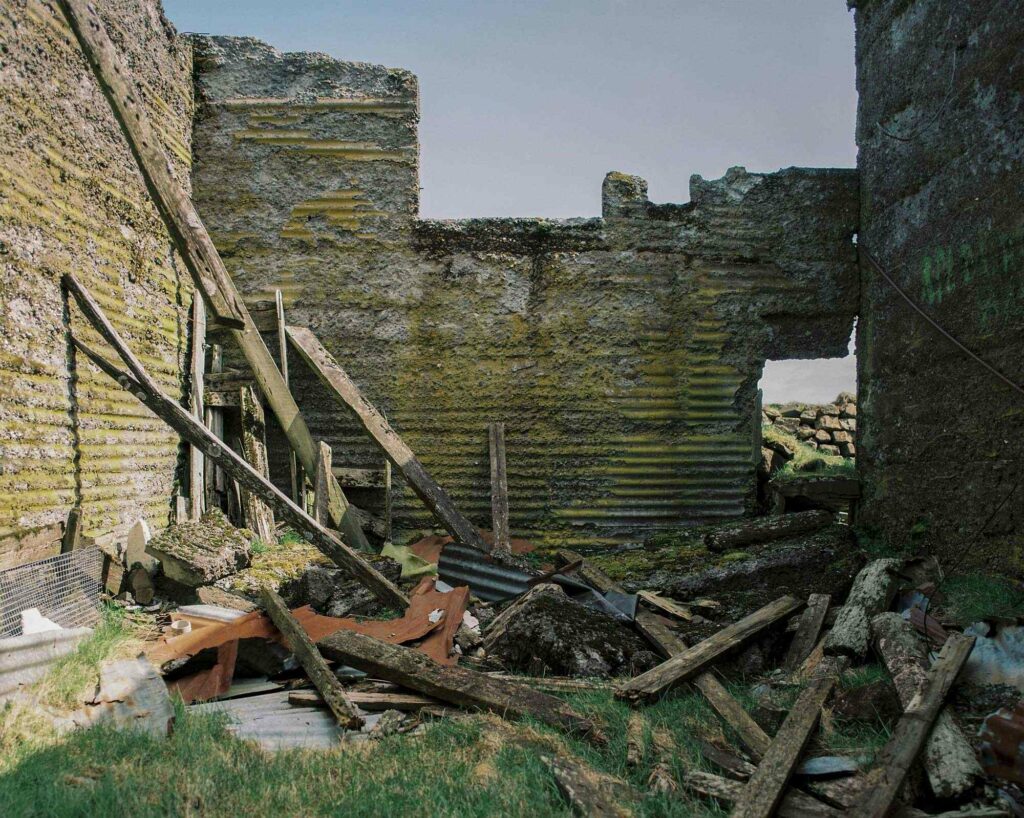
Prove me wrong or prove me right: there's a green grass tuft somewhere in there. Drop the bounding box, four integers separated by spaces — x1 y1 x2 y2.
942 573 1024 624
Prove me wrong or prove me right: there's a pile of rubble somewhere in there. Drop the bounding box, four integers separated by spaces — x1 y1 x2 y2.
764 393 857 458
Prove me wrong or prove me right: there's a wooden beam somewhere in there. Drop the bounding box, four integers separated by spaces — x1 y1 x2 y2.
783 593 831 672
188 297 206 520
681 770 841 818
55 0 366 544
616 596 803 703
63 274 407 611
637 590 692 621
287 325 490 553
204 344 225 510
488 421 511 552
625 712 646 768
317 628 605 745
260 588 363 730
846 633 976 818
275 290 300 505
288 689 438 712
731 667 838 818
239 386 276 543
313 442 333 527
60 507 83 554
542 754 634 818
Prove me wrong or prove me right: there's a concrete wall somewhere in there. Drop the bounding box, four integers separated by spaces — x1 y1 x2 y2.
0 0 194 552
852 0 1024 569
192 36 859 550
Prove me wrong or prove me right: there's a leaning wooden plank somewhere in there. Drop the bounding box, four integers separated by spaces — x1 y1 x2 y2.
730 667 838 818
313 441 334 527
189 297 206 520
317 629 605 744
872 613 981 799
681 771 841 818
542 754 635 818
239 386 276 543
783 594 831 671
846 633 976 818
55 1 366 545
64 279 406 610
287 325 491 553
488 421 511 553
616 596 803 703
275 290 300 505
260 588 363 730
704 510 833 553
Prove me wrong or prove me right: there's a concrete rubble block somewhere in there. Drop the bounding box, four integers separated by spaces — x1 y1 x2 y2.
278 561 402 619
145 509 253 587
814 429 833 443
124 519 157 573
816 415 843 431
832 430 853 445
819 404 842 417
824 558 902 658
482 583 658 678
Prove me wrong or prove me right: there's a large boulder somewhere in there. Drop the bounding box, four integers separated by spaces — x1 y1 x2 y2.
483 584 657 678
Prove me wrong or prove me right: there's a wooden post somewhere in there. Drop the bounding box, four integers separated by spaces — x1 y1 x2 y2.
383 460 393 544
55 0 367 544
260 587 363 730
204 344 224 511
783 593 831 671
313 442 333 528
63 274 408 611
189 297 206 520
239 386 276 543
488 421 511 552
287 325 490 553
275 290 300 505
60 507 82 554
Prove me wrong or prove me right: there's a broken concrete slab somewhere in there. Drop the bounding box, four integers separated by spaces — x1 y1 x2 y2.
71 657 174 737
482 584 658 678
825 558 901 658
145 509 253 587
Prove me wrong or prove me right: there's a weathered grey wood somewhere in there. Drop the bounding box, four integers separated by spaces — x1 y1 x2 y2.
313 442 333 528
698 740 758 780
317 628 604 744
204 344 225 509
625 712 646 768
784 594 832 671
648 728 679 794
825 559 901 659
542 754 635 818
275 290 300 505
704 510 833 552
383 460 393 543
872 613 981 799
260 588 362 730
287 325 491 553
681 771 842 818
554 549 620 594
847 633 976 818
637 590 692 621
64 274 407 611
488 421 511 553
239 386 276 543
188 297 206 520
60 507 83 554
731 669 838 818
288 689 438 712
616 596 803 703
55 1 366 544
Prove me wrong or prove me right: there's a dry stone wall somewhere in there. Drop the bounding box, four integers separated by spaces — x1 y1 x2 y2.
763 394 857 458
191 36 859 550
0 0 194 550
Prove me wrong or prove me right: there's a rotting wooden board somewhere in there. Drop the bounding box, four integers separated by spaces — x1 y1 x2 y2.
488 421 511 553
784 593 832 672
288 689 439 712
616 596 803 703
239 386 276 543
542 754 636 818
637 590 693 621
318 629 606 745
681 770 841 818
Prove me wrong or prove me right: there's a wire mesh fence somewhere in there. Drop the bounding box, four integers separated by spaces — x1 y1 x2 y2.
0 547 103 637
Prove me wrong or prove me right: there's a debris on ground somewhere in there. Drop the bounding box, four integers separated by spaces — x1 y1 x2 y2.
145 509 253 588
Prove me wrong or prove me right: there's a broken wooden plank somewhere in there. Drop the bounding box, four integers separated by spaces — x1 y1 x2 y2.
697 740 757 780
648 728 679 794
317 629 605 744
64 274 407 611
846 633 976 818
872 613 981 799
275 290 300 505
731 666 838 818
485 674 614 694
825 559 901 659
189 297 206 520
543 754 635 818
313 441 334 528
488 421 511 553
704 510 833 553
286 325 491 553
239 386 276 543
626 712 646 768
288 689 439 712
260 588 363 730
681 770 841 818
61 507 83 554
784 593 832 671
616 596 803 703
637 590 693 621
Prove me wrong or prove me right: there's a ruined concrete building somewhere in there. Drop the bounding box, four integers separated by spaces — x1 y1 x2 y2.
0 1 1020 569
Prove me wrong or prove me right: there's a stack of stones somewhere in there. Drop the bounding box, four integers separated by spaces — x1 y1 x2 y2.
763 392 857 458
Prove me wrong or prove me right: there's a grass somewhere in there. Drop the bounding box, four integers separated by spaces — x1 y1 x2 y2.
762 426 856 484
940 573 1024 624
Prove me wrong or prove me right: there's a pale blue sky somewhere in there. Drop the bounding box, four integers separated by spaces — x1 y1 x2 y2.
163 0 858 401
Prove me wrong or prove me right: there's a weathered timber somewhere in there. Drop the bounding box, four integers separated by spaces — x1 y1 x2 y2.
260 588 362 729
313 441 333 528
847 633 976 818
616 595 803 703
648 728 679 794
681 771 841 818
189 297 206 520
704 510 833 553
637 590 692 621
554 549 620 593
731 667 838 818
60 507 83 554
275 290 300 505
317 628 604 744
784 594 832 671
543 754 635 818
64 275 407 610
625 712 646 768
697 740 757 780
485 674 614 694
204 344 225 509
286 325 491 553
872 613 981 799
288 689 439 712
488 421 511 553
825 559 901 658
239 386 276 543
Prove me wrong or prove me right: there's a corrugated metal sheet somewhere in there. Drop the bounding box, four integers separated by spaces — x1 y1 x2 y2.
0 627 93 701
0 1 194 547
